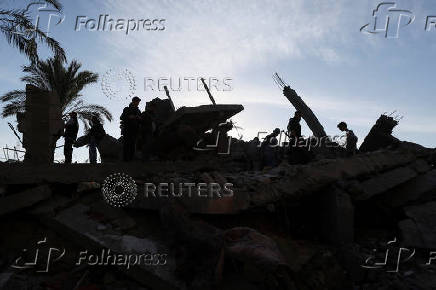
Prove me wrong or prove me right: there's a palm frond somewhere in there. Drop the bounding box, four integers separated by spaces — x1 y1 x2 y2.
0 90 26 102
0 1 66 62
2 100 26 118
1 56 111 126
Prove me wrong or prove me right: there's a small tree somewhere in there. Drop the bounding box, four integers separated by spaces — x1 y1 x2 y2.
1 55 112 126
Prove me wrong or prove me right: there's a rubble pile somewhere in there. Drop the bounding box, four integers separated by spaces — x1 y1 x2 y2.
2 84 436 289
1 135 436 289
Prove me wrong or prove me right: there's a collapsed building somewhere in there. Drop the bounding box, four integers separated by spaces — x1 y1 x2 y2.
1 76 436 289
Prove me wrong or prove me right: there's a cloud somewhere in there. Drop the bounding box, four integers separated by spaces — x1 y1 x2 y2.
96 0 350 76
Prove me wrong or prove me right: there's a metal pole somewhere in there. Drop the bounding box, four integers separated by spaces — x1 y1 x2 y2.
200 78 217 105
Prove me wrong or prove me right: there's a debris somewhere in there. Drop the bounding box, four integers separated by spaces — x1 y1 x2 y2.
2 86 436 290
359 114 400 152
0 185 51 216
77 182 100 193
273 73 327 137
400 202 436 249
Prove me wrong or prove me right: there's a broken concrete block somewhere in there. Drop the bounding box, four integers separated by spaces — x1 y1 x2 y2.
319 187 354 244
296 249 352 289
247 150 418 207
359 114 399 153
402 202 436 248
410 159 432 174
352 166 417 201
0 185 51 216
77 182 100 193
45 203 184 290
0 272 14 289
398 219 425 248
112 216 136 231
23 84 63 164
383 170 436 207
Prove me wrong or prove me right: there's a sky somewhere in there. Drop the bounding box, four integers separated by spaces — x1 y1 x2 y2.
0 0 435 162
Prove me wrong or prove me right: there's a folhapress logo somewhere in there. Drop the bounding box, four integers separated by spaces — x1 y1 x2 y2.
360 2 414 38
13 1 65 39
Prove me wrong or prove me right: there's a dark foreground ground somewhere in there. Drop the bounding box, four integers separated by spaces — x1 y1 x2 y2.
1 144 436 290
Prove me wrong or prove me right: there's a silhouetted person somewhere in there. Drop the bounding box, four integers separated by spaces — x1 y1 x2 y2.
287 110 302 138
337 121 358 155
246 137 261 170
63 112 78 164
121 96 141 161
88 116 106 164
261 128 281 168
139 105 156 161
287 111 305 164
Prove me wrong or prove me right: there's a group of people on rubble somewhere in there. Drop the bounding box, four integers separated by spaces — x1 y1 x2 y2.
61 96 357 166
120 96 155 162
247 110 358 170
63 112 105 164
62 96 156 163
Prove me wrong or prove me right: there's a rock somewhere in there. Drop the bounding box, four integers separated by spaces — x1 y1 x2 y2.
44 203 184 290
77 182 100 193
398 219 425 248
351 166 417 201
383 170 436 207
0 185 51 216
296 250 352 289
401 202 436 248
318 187 354 244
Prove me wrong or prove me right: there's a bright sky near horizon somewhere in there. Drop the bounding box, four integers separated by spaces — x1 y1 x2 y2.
1 0 436 162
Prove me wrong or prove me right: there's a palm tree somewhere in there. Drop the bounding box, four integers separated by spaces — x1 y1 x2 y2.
0 55 113 127
0 0 65 63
